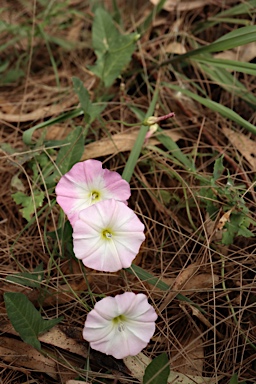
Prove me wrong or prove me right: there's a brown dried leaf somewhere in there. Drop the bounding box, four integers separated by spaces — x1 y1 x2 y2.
159 264 199 311
216 209 233 231
66 381 91 384
190 306 224 340
151 273 219 299
150 0 209 11
1 322 88 358
38 325 88 358
0 336 73 380
166 41 186 54
170 333 204 376
123 352 219 383
81 129 182 160
223 127 256 169
214 42 256 63
0 96 78 123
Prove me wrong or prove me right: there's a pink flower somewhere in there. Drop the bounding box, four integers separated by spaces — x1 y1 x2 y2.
73 199 145 272
55 160 130 226
83 292 157 359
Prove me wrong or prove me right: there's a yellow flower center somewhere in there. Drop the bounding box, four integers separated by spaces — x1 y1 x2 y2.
91 191 100 201
102 229 113 239
112 315 126 332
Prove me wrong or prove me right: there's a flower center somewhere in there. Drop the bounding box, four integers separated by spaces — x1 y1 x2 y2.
102 229 113 239
91 191 100 201
112 315 126 332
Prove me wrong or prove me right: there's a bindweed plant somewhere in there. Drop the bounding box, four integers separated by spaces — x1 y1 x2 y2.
2 2 256 383
199 156 256 245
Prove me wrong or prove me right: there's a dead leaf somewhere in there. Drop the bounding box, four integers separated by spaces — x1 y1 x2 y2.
2 322 88 359
81 128 182 160
45 125 73 140
170 333 204 377
0 336 74 380
66 381 91 384
0 96 78 123
214 42 256 63
166 41 186 54
39 326 88 357
216 209 233 231
223 127 256 169
123 351 221 383
151 273 219 298
159 263 200 312
150 0 209 11
189 305 224 340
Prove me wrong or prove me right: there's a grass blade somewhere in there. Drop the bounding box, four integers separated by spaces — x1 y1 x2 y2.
163 82 256 135
122 89 159 183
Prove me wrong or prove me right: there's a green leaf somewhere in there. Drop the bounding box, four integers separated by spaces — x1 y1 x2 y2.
72 77 106 122
122 89 159 183
143 353 170 384
229 373 238 384
237 225 254 238
12 190 45 222
6 263 44 288
55 126 84 175
213 155 225 182
90 8 138 87
72 77 91 121
4 292 63 350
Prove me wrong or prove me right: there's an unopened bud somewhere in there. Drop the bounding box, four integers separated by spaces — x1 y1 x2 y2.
143 112 175 126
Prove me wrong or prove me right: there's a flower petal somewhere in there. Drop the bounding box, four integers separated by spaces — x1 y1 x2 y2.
73 200 145 272
83 293 157 359
56 160 131 226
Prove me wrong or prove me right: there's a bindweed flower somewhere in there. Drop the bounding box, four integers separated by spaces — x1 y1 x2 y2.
56 159 130 226
73 199 145 272
83 292 157 359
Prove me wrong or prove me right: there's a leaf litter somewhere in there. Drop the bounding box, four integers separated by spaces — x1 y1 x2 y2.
0 0 256 383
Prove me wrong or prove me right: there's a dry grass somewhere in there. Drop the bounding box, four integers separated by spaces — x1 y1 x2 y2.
0 0 256 383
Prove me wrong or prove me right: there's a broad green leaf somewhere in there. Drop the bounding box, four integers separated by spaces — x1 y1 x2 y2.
72 77 106 122
143 353 169 384
55 126 84 174
90 8 138 87
229 373 238 384
4 292 63 350
72 77 90 121
12 190 45 222
6 263 44 288
163 83 256 135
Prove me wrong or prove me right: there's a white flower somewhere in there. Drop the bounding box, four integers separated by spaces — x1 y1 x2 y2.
72 199 145 272
83 292 157 359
